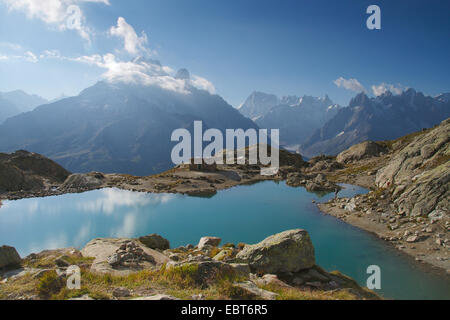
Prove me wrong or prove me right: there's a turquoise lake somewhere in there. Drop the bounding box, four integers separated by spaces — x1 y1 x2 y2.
0 181 449 300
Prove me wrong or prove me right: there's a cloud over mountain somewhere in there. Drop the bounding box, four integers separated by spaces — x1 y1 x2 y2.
333 77 366 93
110 17 150 56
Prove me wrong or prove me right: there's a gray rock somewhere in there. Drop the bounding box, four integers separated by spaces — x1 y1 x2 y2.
112 287 131 298
0 246 21 269
139 234 170 250
235 229 315 274
197 237 221 250
229 263 251 277
235 281 278 300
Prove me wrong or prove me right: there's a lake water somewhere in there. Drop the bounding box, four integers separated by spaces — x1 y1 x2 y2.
0 181 449 300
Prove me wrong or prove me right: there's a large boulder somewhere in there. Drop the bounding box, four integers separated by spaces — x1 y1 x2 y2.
235 229 315 274
139 234 170 250
0 245 21 269
337 141 387 164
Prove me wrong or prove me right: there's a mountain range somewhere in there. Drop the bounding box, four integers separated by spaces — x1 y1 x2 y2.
300 89 450 157
238 92 341 148
0 90 48 123
0 78 257 176
0 79 448 176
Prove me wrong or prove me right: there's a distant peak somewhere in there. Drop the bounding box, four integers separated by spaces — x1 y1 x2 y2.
175 68 191 80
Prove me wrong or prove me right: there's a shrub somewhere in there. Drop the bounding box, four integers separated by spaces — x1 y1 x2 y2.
37 271 64 298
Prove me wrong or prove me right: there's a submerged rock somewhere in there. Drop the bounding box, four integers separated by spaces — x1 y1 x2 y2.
235 229 315 274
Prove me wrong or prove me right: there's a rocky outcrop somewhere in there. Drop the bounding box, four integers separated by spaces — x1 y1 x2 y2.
376 118 449 217
337 141 387 164
286 172 340 192
1 230 379 300
0 246 21 269
139 234 170 250
60 172 105 192
0 150 70 193
235 229 315 274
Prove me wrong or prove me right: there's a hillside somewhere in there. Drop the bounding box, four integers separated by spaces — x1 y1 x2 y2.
0 150 70 193
316 118 450 271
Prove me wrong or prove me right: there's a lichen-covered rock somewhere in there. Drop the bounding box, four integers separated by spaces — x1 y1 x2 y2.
337 141 387 164
235 229 315 274
0 245 21 269
139 234 170 250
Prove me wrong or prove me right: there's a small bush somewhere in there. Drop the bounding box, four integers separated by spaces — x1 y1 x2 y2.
37 271 64 298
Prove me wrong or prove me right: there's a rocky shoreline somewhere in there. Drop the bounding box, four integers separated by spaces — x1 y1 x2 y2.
0 230 379 300
1 119 449 284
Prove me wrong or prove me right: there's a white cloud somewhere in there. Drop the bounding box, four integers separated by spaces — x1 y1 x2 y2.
39 49 62 59
371 83 406 96
191 75 216 94
0 50 39 63
110 17 150 56
24 51 38 63
0 42 23 51
1 6 216 95
71 53 216 94
1 0 110 42
334 77 366 93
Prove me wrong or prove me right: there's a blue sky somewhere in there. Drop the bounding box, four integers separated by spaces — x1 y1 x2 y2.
0 0 449 106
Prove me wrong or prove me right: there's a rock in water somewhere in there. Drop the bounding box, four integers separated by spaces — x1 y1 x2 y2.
235 229 315 274
0 245 21 269
197 237 221 250
139 234 170 250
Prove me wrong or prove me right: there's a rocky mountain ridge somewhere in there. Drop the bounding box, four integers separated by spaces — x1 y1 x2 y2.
301 89 450 157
